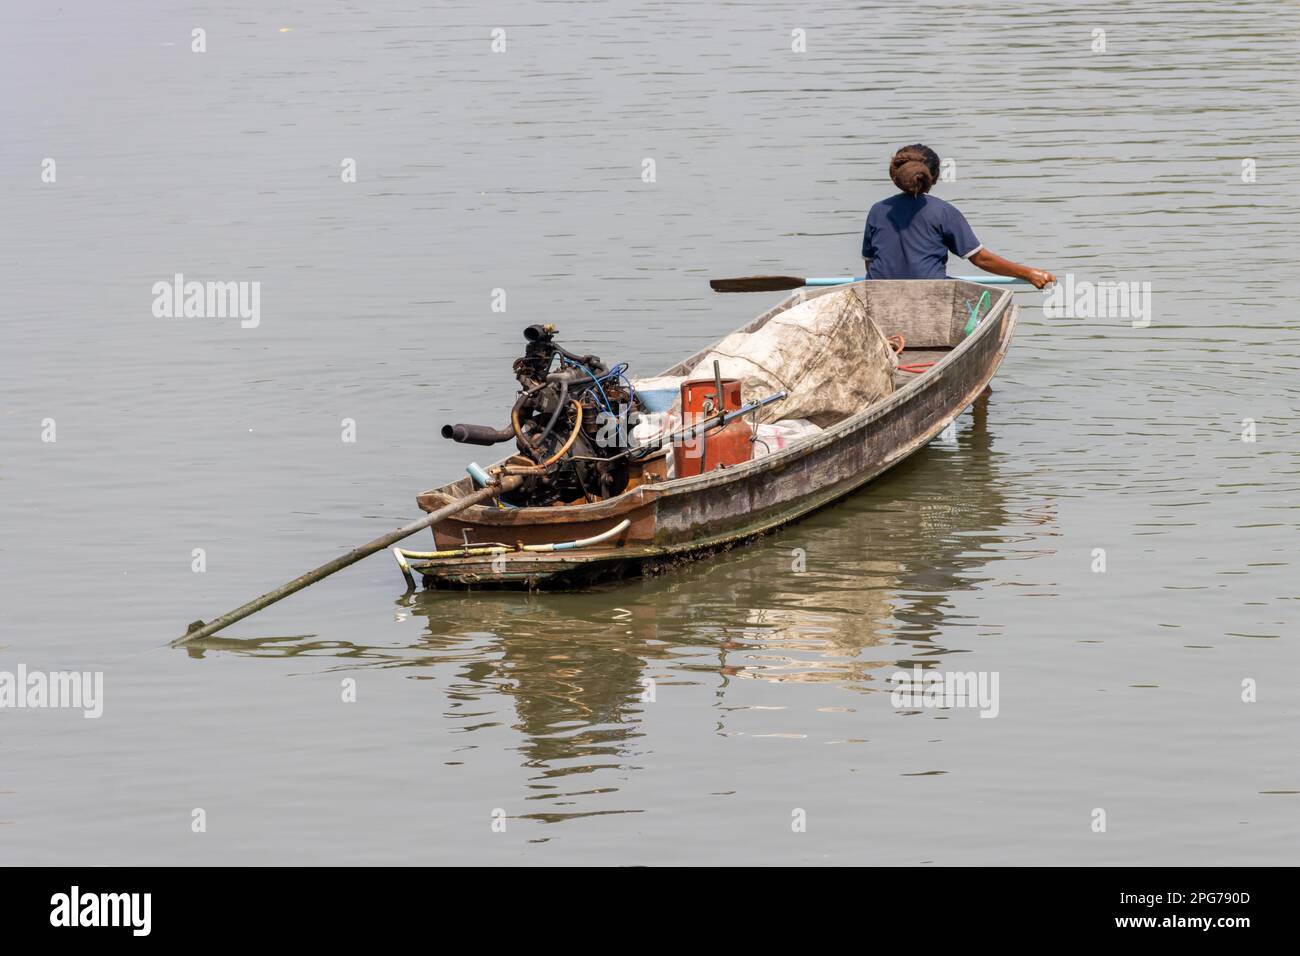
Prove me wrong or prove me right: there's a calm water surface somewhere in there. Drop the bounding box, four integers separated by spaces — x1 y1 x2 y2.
1 1 1297 864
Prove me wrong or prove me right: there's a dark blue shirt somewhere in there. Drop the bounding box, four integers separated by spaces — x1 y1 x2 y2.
861 193 982 280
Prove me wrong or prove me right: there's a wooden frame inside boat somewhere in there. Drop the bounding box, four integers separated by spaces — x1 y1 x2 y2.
409 279 1019 588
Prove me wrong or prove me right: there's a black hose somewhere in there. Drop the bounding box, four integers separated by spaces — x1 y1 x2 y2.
534 381 569 451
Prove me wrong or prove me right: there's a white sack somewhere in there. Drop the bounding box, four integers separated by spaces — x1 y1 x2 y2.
752 418 823 459
686 287 895 426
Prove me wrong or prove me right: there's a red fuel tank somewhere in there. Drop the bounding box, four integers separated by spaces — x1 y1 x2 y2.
674 377 754 478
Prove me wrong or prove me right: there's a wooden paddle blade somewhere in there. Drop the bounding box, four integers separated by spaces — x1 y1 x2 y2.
709 275 806 293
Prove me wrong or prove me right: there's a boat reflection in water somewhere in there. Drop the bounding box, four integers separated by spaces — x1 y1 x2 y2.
182 397 1055 817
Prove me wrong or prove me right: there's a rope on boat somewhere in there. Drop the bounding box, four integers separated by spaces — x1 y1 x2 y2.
890 291 994 375
888 333 934 375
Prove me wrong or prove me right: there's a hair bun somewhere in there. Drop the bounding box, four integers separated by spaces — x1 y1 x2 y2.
889 147 939 196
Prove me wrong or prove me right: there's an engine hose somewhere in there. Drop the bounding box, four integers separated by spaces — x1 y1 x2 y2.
506 400 583 474
534 381 569 450
511 393 539 461
556 355 614 413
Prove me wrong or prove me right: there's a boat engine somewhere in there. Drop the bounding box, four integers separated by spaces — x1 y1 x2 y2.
441 324 640 506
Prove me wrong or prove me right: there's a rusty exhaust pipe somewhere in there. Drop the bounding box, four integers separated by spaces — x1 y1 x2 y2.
441 423 515 446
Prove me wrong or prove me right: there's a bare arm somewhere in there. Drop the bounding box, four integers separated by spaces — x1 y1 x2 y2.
968 248 1055 289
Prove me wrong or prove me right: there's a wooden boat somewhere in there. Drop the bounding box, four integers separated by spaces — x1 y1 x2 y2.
408 279 1019 588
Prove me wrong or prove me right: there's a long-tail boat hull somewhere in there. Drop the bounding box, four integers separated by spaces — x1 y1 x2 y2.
412 280 1019 588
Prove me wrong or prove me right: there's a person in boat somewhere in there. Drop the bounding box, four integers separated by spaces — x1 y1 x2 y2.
862 145 1055 289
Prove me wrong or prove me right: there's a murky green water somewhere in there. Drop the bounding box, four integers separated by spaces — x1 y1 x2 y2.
1 0 1297 864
